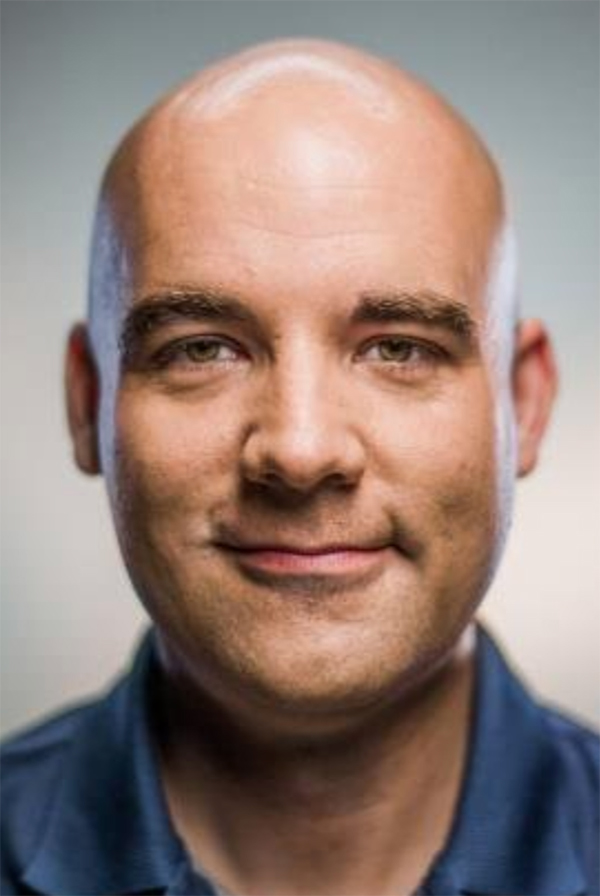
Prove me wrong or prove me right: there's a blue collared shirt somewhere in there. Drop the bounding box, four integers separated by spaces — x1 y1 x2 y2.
1 626 598 895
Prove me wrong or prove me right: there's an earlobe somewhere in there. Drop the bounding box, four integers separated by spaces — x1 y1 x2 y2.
512 319 558 478
65 323 101 475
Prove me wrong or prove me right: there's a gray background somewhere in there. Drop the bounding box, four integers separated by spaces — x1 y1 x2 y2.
1 0 598 737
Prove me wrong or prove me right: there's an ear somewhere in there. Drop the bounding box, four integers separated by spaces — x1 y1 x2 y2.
65 323 101 475
512 319 558 478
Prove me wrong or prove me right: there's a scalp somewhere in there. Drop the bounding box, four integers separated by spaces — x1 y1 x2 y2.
89 39 515 353
102 38 502 203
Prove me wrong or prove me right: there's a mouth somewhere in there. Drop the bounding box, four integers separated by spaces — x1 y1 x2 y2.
219 544 392 575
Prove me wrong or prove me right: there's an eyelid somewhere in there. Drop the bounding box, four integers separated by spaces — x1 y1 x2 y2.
357 335 446 360
151 334 247 367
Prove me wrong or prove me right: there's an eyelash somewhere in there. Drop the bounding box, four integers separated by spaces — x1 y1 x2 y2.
359 337 445 368
151 336 243 368
149 335 446 372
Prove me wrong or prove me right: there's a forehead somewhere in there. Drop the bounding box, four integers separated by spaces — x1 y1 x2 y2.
107 71 503 315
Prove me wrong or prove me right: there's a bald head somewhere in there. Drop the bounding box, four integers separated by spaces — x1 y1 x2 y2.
89 39 517 369
105 39 500 181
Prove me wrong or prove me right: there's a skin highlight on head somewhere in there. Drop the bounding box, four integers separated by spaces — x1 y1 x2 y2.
66 39 557 895
89 39 512 338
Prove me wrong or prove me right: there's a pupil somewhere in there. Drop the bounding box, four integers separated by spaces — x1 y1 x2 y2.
383 340 409 360
189 341 216 361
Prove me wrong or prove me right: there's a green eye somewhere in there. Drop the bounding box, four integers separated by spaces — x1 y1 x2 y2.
376 339 418 362
184 340 226 363
363 338 431 364
152 337 241 369
359 337 446 374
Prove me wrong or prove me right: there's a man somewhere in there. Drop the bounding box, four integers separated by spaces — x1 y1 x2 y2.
1 38 598 896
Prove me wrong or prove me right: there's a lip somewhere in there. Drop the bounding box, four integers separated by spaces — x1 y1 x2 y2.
218 543 393 576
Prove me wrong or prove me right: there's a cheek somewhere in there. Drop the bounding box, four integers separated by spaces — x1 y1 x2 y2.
107 392 241 612
376 371 497 468
437 397 500 530
415 386 506 600
111 391 240 511
433 448 500 566
375 376 503 547
106 392 247 589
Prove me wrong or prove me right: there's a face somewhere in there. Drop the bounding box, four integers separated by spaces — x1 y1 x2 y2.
72 74 544 725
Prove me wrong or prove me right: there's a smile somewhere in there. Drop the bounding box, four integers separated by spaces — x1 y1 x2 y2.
219 544 393 577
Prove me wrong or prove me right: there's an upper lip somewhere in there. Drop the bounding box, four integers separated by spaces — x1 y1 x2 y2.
215 539 390 555
214 523 418 559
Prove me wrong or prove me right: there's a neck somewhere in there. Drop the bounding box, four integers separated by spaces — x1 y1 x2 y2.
154 627 476 896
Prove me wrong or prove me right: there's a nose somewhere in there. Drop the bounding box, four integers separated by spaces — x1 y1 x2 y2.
240 357 366 494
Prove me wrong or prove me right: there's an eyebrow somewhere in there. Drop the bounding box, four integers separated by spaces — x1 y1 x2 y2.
351 291 477 342
119 289 258 359
119 286 478 359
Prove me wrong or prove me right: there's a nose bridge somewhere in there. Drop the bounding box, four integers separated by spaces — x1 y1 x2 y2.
273 343 330 438
241 338 364 489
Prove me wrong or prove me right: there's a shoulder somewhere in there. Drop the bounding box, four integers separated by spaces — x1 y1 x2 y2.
0 701 97 893
473 628 599 893
0 634 156 895
1 699 97 788
543 702 599 807
540 702 600 890
545 704 599 766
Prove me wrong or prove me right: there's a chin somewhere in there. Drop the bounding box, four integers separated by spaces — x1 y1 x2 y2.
153 565 477 733
215 624 449 725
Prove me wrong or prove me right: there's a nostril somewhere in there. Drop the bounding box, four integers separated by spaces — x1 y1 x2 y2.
239 405 366 493
242 465 361 506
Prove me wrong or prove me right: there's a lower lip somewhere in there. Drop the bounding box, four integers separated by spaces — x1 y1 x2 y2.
226 547 390 575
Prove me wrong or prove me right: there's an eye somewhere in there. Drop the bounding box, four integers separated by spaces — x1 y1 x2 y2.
360 337 443 366
152 336 243 368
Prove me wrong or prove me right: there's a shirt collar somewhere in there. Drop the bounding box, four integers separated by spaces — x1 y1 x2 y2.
22 626 587 895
